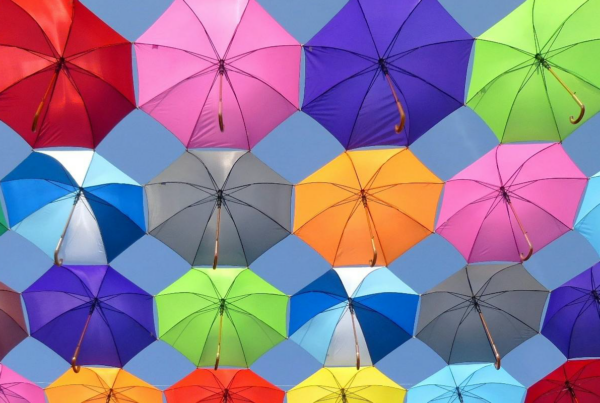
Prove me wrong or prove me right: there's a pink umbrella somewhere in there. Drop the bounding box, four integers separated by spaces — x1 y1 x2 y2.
135 0 301 149
0 364 45 402
437 143 587 263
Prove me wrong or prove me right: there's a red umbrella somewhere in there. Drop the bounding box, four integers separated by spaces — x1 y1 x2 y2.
0 0 135 148
0 282 27 360
165 369 284 403
526 360 600 403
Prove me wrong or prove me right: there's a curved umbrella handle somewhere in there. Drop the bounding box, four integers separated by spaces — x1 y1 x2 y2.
361 195 378 267
214 308 225 370
384 73 406 134
213 201 222 270
506 198 534 262
54 236 65 267
349 305 361 370
71 307 95 373
54 195 80 266
369 238 378 268
32 64 61 132
477 307 502 370
70 356 81 373
546 66 585 125
218 71 225 132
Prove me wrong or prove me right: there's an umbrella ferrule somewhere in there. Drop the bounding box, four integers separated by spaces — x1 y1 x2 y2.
219 299 226 315
216 190 224 207
360 191 368 207
592 290 600 302
535 53 550 69
456 387 464 403
89 298 99 314
218 59 226 74
340 388 348 403
500 186 510 202
378 58 389 75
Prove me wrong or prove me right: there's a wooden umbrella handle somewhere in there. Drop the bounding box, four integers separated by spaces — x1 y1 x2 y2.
349 304 361 370
71 308 94 373
213 200 222 270
215 305 225 370
32 62 62 132
544 64 585 125
54 194 81 266
476 305 501 370
384 73 406 134
506 198 533 262
361 194 378 267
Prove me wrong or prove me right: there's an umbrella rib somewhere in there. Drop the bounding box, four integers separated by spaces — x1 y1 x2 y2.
222 306 251 367
224 192 291 234
188 201 218 267
134 41 218 64
465 195 505 262
186 71 224 149
538 1 589 53
222 69 252 149
293 193 360 234
93 303 125 366
219 199 251 265
181 0 221 59
387 63 464 105
386 39 473 61
565 297 596 358
345 69 383 148
509 192 574 229
65 42 131 63
7 0 62 57
148 196 216 237
366 192 433 234
184 152 222 190
331 197 363 266
381 0 427 58
447 303 478 364
500 144 557 187
221 0 252 60
539 63 563 140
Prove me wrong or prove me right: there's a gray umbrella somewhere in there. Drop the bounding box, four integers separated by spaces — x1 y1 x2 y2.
146 151 292 268
416 264 548 369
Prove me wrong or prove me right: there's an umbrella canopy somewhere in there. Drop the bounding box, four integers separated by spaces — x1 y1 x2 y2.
526 359 600 403
22 265 155 371
1 150 146 265
289 266 418 368
0 364 45 403
436 143 587 263
467 0 600 143
302 0 472 149
165 369 284 403
0 207 7 237
294 148 443 267
542 263 600 359
0 0 135 148
46 367 162 403
407 364 526 403
575 171 600 256
156 268 287 369
136 0 301 149
0 282 27 360
146 150 292 269
416 264 548 369
288 367 405 403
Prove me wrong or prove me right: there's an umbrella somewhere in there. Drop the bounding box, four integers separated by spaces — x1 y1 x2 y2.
165 368 284 403
46 367 162 403
146 150 292 269
294 148 443 267
416 263 548 369
0 282 27 360
526 359 600 403
22 264 155 371
136 0 300 149
0 0 135 148
436 143 587 263
407 363 526 403
575 171 600 255
289 266 418 369
302 0 473 149
0 207 7 237
0 364 45 403
1 150 146 265
467 0 600 143
156 268 287 369
542 263 600 359
288 367 405 403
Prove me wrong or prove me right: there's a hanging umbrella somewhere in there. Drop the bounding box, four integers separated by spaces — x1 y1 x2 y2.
165 368 284 403
288 367 405 403
294 148 442 267
302 0 472 149
416 263 548 369
407 364 526 403
575 171 600 255
436 143 587 263
0 282 27 360
542 263 600 359
0 364 45 403
1 150 146 265
156 268 287 369
0 207 7 237
467 0 600 143
526 359 600 403
46 367 162 403
146 150 291 269
0 0 135 148
289 266 418 369
135 0 301 149
22 264 155 371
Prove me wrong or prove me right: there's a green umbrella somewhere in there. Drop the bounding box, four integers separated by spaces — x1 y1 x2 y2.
0 207 7 237
467 0 600 143
156 268 287 369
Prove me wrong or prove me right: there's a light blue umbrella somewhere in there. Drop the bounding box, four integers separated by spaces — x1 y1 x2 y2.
407 364 526 403
576 171 600 254
1 150 145 265
289 266 418 369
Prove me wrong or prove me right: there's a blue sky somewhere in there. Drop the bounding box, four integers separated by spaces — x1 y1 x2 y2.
1 0 600 399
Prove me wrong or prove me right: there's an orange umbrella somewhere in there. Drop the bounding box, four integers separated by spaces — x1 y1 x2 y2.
294 149 443 267
45 367 162 403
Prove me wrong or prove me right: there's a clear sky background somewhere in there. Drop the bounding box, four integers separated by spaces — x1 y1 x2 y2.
1 0 600 399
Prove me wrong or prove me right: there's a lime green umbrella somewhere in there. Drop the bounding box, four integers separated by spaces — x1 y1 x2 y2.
0 207 7 237
467 0 600 143
156 268 287 369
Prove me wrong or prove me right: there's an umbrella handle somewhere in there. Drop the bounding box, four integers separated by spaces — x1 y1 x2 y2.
546 66 585 125
54 197 79 266
32 63 61 132
477 308 501 370
218 71 225 132
506 199 533 262
384 73 406 134
214 308 224 370
71 308 95 373
105 389 113 403
213 202 222 270
349 305 361 370
361 195 378 267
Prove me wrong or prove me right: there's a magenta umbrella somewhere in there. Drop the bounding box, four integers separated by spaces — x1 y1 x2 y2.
0 364 45 403
436 143 587 263
135 0 301 149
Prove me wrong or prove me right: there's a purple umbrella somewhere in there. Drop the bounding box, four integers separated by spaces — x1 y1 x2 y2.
302 0 473 149
542 263 600 359
23 265 155 372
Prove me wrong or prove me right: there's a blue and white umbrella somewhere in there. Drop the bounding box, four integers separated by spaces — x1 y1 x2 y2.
576 171 600 255
407 364 526 403
289 266 418 368
1 150 145 265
